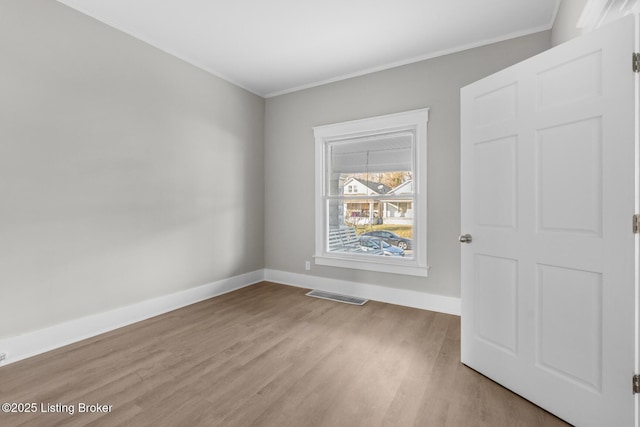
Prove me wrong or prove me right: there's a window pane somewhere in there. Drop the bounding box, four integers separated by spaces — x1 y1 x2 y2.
325 131 414 196
326 199 414 258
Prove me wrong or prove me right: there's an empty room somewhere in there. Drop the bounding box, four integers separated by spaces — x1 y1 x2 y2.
1 0 639 426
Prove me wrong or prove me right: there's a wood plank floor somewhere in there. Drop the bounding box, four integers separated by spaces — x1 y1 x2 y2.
0 282 570 427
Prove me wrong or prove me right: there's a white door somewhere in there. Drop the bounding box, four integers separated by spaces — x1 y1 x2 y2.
461 16 637 427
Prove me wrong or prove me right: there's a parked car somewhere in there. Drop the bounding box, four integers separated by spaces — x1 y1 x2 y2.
358 236 405 257
361 230 412 250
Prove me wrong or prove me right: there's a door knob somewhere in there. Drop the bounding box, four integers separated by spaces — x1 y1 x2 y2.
459 234 472 244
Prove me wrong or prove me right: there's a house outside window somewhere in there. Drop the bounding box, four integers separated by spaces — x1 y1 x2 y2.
313 109 429 277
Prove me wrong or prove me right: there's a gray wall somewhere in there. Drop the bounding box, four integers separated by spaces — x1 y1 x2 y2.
0 0 265 338
551 0 588 46
264 31 551 298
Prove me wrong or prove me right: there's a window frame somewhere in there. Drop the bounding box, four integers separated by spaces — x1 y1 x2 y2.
313 108 429 277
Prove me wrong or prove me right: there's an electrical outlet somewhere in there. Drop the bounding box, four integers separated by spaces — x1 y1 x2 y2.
0 353 6 363
305 261 311 271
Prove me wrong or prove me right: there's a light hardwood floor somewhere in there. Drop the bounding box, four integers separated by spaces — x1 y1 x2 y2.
0 282 570 427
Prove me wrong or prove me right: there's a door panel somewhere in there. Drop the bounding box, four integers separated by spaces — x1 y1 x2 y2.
461 16 636 427
475 254 518 354
474 136 518 228
537 264 602 392
537 118 602 235
536 51 602 109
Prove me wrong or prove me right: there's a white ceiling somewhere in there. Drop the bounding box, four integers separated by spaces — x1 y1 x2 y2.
57 0 560 97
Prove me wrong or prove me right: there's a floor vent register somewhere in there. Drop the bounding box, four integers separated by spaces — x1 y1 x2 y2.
305 290 368 306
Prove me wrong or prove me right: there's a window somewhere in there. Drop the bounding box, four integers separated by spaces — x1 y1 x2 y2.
313 108 429 276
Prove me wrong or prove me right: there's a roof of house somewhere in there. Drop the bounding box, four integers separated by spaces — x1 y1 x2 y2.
388 180 413 194
344 177 393 195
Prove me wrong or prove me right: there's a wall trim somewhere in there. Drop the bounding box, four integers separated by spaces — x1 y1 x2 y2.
264 269 461 316
0 268 461 367
0 270 264 367
265 26 553 98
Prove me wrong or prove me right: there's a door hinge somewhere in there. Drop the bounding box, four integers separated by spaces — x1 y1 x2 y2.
633 52 640 73
634 375 640 394
633 214 640 234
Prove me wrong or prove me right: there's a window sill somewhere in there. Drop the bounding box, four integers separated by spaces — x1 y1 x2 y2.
314 254 430 277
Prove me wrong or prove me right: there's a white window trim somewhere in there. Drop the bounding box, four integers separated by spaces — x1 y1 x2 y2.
313 108 429 277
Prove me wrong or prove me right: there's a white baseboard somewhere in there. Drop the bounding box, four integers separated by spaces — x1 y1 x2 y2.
0 268 460 367
264 269 461 316
0 270 264 367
